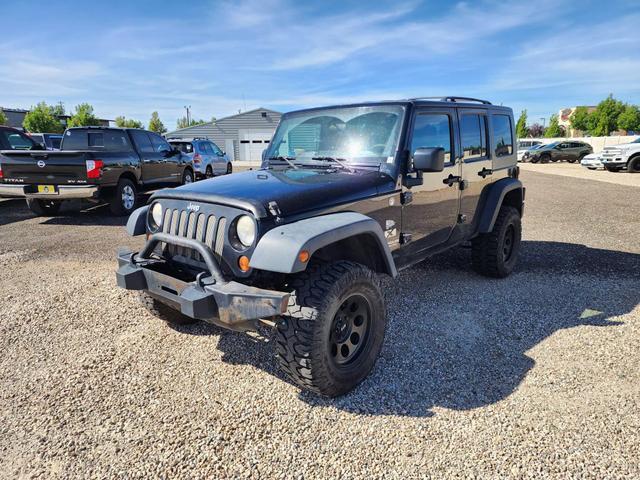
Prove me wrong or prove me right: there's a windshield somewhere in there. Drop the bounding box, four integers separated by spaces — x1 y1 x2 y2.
266 104 406 165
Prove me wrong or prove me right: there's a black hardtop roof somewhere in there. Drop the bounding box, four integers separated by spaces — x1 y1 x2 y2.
284 97 513 116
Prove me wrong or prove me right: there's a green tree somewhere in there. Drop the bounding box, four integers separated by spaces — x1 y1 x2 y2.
515 110 528 138
589 95 626 136
544 114 565 138
148 111 167 134
569 106 592 133
23 102 64 133
617 104 640 133
50 101 66 117
0 108 7 126
67 103 101 128
176 116 208 129
115 116 144 129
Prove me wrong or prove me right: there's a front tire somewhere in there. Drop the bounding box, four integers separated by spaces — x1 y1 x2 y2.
627 157 640 173
275 261 387 397
226 163 232 174
26 198 62 216
540 154 551 163
138 291 197 326
109 178 137 216
472 205 522 278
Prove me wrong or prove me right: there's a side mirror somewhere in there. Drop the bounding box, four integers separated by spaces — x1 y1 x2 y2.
413 147 445 172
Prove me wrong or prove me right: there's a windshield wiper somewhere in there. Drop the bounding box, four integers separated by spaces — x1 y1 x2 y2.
311 156 354 172
268 156 299 169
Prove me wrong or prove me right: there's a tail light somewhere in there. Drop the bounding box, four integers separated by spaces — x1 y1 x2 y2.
193 153 202 166
86 159 104 179
0 164 3 179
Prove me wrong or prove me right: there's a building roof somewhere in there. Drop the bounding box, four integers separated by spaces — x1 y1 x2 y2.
168 107 281 135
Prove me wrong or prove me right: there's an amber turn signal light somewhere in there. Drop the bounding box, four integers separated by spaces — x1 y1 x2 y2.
298 250 310 263
238 255 250 272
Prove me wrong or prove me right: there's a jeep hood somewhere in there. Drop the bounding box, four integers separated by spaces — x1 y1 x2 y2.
151 167 395 218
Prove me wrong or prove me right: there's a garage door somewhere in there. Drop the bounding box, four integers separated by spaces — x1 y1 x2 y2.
239 130 272 162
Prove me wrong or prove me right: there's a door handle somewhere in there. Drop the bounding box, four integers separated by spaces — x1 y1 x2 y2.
443 174 462 186
478 167 493 178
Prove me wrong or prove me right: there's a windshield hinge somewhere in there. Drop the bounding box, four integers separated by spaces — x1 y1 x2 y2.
268 201 283 222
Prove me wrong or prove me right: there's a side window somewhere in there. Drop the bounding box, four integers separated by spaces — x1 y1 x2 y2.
202 143 214 155
130 131 155 153
460 114 487 161
210 142 223 155
492 114 513 157
410 113 452 163
149 132 172 153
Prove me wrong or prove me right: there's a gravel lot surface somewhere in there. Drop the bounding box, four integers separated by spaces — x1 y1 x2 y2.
520 162 640 188
1 170 639 478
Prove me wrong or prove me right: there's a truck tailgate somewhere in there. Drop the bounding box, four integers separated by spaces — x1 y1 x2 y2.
0 150 91 184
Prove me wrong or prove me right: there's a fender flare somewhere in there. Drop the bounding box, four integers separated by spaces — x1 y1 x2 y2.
250 212 398 277
126 205 149 236
477 177 523 233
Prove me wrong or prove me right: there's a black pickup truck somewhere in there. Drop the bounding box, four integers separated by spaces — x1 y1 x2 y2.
0 127 194 216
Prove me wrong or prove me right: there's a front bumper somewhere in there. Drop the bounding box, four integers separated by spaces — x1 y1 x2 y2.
116 233 290 331
0 184 99 199
601 158 627 166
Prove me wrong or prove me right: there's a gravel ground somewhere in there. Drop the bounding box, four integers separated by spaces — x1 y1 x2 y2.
519 162 640 188
1 170 639 478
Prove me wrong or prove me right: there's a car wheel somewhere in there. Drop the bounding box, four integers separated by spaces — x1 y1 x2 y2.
109 178 137 216
540 154 551 163
205 166 214 178
275 261 387 397
627 157 640 173
472 205 522 278
529 156 539 164
182 169 194 185
587 167 597 170
138 291 197 326
226 163 232 174
26 198 62 217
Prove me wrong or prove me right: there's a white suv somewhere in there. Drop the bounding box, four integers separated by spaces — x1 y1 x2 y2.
601 138 640 173
168 138 232 179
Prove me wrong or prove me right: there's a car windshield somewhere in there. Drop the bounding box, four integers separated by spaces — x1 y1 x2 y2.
265 104 406 165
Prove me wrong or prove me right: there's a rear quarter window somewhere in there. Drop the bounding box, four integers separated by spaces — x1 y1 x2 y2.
492 114 513 157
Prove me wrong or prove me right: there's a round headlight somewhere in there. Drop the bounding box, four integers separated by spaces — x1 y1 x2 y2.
151 203 163 229
236 215 256 247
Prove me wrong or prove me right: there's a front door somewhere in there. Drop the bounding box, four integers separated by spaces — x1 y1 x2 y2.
458 109 492 235
401 107 461 253
130 130 165 183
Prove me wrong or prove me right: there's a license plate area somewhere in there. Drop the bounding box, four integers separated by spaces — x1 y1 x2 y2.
36 185 58 194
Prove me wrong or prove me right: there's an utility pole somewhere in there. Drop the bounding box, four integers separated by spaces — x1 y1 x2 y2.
184 105 191 126
540 117 546 128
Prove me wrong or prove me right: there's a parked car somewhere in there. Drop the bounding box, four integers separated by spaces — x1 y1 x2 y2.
168 138 232 179
519 143 545 162
527 141 592 164
0 127 194 216
0 125 44 151
516 139 542 161
116 96 524 397
29 133 63 150
601 137 640 173
580 153 604 170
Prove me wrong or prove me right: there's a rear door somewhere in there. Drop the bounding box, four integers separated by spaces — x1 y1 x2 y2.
458 109 492 235
130 130 165 183
149 132 181 183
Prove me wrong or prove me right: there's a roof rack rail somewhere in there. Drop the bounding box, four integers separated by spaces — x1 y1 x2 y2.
411 96 492 105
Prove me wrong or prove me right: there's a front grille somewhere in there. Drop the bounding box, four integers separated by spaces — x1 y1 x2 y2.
160 208 226 262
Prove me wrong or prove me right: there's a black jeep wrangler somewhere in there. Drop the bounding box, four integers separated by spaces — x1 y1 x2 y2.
116 97 524 397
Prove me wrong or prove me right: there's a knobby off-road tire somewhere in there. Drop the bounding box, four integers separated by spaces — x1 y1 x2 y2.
26 198 62 216
138 291 197 326
472 205 522 278
109 178 137 216
275 261 387 397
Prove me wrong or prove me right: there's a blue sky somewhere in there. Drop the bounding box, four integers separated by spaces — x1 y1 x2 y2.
1 0 639 130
